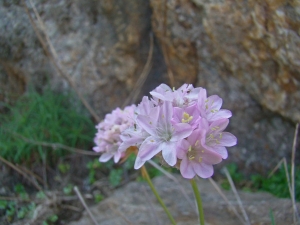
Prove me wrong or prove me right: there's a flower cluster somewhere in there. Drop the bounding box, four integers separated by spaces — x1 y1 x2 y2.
93 105 136 163
93 84 237 179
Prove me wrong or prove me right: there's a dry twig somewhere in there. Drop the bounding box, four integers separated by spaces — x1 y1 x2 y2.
0 155 46 195
208 177 246 225
162 0 175 87
8 130 99 156
223 167 251 225
122 33 154 107
291 123 300 224
269 158 292 195
74 186 100 225
107 202 135 225
148 159 196 213
23 0 101 122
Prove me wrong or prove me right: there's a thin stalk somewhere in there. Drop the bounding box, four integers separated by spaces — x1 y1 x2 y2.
141 166 176 225
190 178 205 225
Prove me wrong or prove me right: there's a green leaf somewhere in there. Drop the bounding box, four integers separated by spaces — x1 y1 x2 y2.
48 214 58 222
0 200 8 209
109 169 123 187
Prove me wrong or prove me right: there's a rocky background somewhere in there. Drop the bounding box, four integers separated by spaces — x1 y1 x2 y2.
1 0 299 176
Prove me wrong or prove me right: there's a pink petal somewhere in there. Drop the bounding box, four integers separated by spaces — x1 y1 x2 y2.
219 132 237 147
176 139 190 159
99 153 113 162
161 141 177 166
187 129 202 146
210 109 232 121
134 156 146 169
93 146 102 152
171 123 193 141
113 152 122 163
209 119 229 133
188 87 201 100
207 95 222 110
160 102 173 124
197 88 207 110
192 162 214 178
198 118 209 130
172 107 183 123
136 113 158 136
210 146 228 159
202 149 223 164
150 84 172 101
138 137 162 161
180 157 195 179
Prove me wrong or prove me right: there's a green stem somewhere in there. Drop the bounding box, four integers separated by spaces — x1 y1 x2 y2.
141 166 176 225
190 178 205 225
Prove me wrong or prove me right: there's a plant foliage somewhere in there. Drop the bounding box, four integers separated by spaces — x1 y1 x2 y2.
0 89 95 164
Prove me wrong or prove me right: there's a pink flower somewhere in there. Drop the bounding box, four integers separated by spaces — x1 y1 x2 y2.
177 128 223 179
197 88 232 123
201 118 237 159
134 101 193 169
150 83 201 108
171 104 201 129
93 105 136 163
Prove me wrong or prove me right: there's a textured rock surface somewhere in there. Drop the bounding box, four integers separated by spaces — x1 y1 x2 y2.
150 0 300 123
69 175 298 225
150 0 299 174
0 0 155 116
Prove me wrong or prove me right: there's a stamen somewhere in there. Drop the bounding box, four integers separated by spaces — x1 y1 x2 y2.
207 134 214 140
195 140 199 146
199 157 203 162
211 126 220 131
182 112 193 123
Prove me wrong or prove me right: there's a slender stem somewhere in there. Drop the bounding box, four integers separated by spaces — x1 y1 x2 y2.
190 178 205 225
141 166 176 225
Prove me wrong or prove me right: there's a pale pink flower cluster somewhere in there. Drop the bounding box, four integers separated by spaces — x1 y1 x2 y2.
93 105 136 163
93 84 237 179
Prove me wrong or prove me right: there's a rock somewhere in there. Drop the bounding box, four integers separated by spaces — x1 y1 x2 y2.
0 0 154 116
150 0 300 123
69 175 298 225
149 0 300 175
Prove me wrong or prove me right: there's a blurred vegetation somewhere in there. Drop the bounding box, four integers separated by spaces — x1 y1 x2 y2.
0 88 95 164
222 163 300 201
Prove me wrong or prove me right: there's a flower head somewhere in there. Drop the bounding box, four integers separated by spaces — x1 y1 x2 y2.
93 105 136 163
94 83 237 180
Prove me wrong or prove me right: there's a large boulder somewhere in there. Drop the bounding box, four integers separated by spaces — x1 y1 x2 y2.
150 0 299 174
